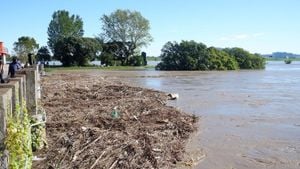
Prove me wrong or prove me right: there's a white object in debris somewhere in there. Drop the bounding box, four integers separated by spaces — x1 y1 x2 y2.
32 156 46 161
168 93 179 100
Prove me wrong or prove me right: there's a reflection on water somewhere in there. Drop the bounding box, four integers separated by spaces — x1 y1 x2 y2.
145 78 161 88
90 61 300 169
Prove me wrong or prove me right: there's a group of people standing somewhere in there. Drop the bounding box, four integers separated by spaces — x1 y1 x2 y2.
0 57 23 83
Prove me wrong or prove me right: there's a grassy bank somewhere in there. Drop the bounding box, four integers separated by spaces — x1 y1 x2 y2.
147 56 161 61
45 65 155 72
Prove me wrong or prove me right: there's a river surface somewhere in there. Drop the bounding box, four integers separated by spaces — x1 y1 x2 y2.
89 61 300 169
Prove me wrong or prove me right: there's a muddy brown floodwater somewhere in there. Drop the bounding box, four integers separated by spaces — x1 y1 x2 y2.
84 61 300 169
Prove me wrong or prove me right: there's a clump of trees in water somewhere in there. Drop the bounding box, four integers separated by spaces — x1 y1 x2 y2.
156 41 266 70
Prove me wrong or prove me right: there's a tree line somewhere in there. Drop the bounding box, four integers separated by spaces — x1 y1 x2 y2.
11 9 265 70
12 9 151 67
156 41 265 70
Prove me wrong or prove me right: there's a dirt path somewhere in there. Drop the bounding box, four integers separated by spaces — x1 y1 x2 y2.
33 73 198 169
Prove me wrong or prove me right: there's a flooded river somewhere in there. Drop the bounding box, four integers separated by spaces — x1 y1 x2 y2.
89 61 300 169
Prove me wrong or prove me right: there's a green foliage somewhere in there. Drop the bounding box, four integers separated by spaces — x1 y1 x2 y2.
13 36 39 63
223 48 265 69
156 41 265 70
100 41 127 66
128 55 144 66
100 51 116 66
284 58 292 64
37 46 51 62
48 10 84 53
54 37 101 66
100 42 145 66
100 9 153 62
207 47 239 70
31 118 47 152
156 41 209 70
5 101 32 169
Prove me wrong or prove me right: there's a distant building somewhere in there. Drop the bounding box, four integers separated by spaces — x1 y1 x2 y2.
0 41 8 64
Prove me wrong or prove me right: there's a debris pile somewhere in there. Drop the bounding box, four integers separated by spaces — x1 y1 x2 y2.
33 73 198 169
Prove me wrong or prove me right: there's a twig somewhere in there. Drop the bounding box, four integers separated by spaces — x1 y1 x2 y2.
89 151 106 169
72 135 102 161
30 121 46 127
108 158 119 169
55 148 69 169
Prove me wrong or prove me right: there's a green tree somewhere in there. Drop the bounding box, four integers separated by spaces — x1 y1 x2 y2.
157 41 260 70
223 48 265 69
100 41 128 65
207 47 238 70
156 41 208 70
13 36 39 63
48 10 84 53
36 46 51 62
128 55 143 66
100 9 153 65
54 37 101 66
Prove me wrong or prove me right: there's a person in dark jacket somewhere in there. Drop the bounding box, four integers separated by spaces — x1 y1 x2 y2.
8 57 21 78
0 60 4 83
28 53 34 66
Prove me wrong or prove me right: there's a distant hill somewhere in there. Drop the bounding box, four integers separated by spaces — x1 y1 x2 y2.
263 52 300 58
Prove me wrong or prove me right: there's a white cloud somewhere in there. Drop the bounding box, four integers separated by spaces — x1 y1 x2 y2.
219 33 265 41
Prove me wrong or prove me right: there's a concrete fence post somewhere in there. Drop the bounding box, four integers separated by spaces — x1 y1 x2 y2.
0 81 20 113
9 76 25 108
25 69 38 116
0 67 40 168
0 88 12 169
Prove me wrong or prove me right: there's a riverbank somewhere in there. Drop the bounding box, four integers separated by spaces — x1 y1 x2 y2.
44 65 155 72
33 73 199 169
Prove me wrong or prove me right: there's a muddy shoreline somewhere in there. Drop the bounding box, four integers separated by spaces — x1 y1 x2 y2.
33 73 199 169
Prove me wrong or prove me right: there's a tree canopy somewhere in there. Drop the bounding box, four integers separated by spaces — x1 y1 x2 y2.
156 41 265 70
36 46 51 62
53 37 101 66
48 10 84 53
13 36 39 63
156 41 209 70
223 48 266 69
100 9 152 65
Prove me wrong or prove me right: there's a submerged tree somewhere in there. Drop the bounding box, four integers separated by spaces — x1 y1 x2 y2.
156 41 264 70
223 48 265 69
156 41 208 70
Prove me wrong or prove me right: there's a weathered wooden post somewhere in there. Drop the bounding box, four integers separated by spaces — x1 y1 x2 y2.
0 88 12 169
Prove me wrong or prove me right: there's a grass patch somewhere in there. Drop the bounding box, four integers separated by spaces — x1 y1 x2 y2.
45 65 155 72
147 56 161 61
